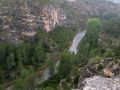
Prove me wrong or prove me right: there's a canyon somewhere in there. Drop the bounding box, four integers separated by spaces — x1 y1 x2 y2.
39 30 86 84
0 0 120 43
0 0 67 42
0 0 120 90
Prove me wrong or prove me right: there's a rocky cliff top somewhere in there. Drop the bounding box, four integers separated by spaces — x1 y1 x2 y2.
83 76 120 90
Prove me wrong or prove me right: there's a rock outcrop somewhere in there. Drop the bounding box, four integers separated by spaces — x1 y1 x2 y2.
76 57 120 89
0 0 120 42
83 76 120 90
0 0 67 42
40 5 60 32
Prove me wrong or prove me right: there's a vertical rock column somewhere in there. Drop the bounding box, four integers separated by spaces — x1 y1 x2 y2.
40 6 60 32
40 7 51 32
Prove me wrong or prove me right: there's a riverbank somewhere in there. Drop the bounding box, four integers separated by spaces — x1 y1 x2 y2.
38 30 86 85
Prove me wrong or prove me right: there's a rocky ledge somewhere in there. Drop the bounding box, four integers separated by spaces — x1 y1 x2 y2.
83 76 120 90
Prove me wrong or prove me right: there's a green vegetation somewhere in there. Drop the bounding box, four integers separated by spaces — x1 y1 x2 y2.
4 17 119 90
46 18 120 89
0 26 75 89
0 0 120 89
86 18 101 47
49 26 75 51
0 41 46 84
74 18 102 67
38 20 103 88
0 13 120 90
58 51 73 79
14 67 36 90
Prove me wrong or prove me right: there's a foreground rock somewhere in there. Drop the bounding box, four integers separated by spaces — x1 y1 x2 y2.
83 76 120 90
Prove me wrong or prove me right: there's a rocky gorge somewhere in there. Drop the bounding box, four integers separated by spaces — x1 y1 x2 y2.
0 0 67 42
0 0 120 43
0 0 120 90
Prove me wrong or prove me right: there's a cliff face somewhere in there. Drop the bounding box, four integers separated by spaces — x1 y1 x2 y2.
67 0 120 18
0 0 120 42
40 5 60 32
0 0 67 42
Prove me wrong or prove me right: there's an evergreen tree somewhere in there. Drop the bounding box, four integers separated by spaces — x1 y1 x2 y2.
14 67 36 90
58 51 73 79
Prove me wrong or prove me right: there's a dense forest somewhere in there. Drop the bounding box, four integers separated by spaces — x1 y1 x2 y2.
37 18 120 90
34 17 120 90
0 26 76 89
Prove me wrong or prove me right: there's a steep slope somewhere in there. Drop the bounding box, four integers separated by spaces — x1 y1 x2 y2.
0 0 67 42
74 18 120 90
67 0 120 18
55 0 120 29
0 0 120 42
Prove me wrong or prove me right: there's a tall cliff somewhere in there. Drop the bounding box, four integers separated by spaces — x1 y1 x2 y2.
0 0 120 42
0 0 67 42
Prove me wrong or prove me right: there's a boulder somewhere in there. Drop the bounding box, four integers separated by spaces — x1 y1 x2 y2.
83 76 120 90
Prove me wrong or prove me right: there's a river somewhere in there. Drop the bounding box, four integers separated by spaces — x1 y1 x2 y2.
6 31 86 90
69 31 86 54
39 30 86 84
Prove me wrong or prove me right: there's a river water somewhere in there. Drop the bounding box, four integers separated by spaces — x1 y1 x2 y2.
69 31 86 54
6 31 86 90
39 30 86 84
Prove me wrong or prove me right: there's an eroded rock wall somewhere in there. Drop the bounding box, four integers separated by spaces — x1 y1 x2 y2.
0 0 67 42
40 5 61 32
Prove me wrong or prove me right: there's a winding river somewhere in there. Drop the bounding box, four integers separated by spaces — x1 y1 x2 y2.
69 31 86 54
6 31 86 90
39 30 86 84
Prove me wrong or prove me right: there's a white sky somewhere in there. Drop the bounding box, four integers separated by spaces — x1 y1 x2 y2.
66 0 76 2
67 0 120 3
108 0 120 3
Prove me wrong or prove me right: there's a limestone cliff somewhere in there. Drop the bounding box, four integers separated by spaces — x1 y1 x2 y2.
0 0 120 42
40 5 60 32
0 0 67 42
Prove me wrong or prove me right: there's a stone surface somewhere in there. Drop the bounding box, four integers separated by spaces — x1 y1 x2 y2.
0 0 67 42
83 76 120 90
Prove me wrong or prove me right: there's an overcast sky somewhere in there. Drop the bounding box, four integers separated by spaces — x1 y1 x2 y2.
108 0 120 3
66 0 76 2
67 0 120 3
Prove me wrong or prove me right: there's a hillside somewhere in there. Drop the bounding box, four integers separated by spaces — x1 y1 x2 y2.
0 0 67 42
0 0 120 90
67 0 120 18
0 0 120 42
